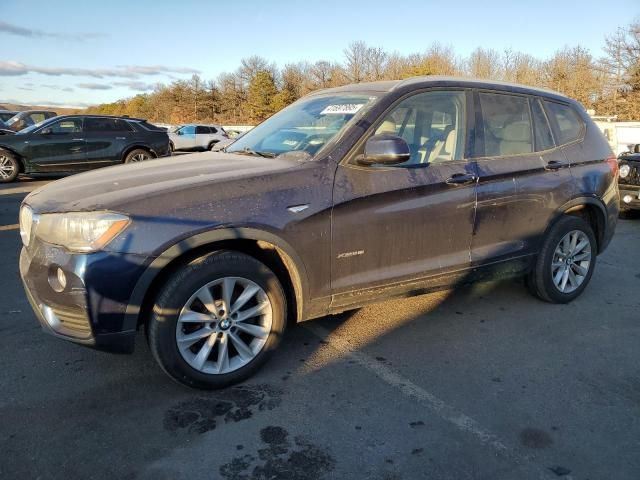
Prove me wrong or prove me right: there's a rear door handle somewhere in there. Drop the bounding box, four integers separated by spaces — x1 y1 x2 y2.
545 160 564 171
446 173 477 186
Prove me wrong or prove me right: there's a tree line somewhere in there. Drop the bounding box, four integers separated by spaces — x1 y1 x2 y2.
86 21 640 124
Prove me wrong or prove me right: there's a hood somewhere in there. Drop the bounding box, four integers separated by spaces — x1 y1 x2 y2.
24 152 301 214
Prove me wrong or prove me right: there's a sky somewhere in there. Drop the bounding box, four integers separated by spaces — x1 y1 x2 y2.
1 0 637 108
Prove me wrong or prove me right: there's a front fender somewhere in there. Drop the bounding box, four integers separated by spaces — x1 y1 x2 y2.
122 226 310 332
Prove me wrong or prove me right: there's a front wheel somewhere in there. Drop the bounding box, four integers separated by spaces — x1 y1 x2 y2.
124 149 152 164
526 216 597 303
0 152 19 183
147 251 286 389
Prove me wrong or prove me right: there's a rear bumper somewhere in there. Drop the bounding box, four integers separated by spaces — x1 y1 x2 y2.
619 184 640 210
19 242 151 353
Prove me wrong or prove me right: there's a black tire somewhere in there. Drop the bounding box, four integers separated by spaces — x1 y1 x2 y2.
147 251 287 389
124 148 152 164
526 216 597 303
169 142 175 153
208 141 218 151
0 151 20 183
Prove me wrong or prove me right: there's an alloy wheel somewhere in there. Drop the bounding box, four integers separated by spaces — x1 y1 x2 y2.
175 276 273 375
129 153 148 162
0 156 16 180
551 230 592 293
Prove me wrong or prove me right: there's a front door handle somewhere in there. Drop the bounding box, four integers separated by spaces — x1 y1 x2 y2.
545 160 564 171
72 138 84 141
446 173 477 186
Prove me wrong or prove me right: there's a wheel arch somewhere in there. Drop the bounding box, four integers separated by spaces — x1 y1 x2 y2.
0 146 25 172
122 144 156 162
549 196 607 253
124 227 309 333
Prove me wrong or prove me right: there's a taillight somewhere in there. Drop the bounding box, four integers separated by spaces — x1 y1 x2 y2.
606 154 618 177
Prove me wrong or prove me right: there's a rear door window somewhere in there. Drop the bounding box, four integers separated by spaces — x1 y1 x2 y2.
196 126 210 134
531 99 555 151
479 92 533 157
543 101 585 145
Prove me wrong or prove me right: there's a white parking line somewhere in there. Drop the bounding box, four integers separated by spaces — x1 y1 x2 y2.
0 224 19 231
304 323 557 479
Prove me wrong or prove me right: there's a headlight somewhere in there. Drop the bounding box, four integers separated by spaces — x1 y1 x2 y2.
35 211 130 252
619 164 630 178
19 205 33 247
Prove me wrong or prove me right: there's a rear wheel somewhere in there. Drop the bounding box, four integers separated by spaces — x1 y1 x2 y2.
526 216 596 303
0 152 19 183
208 141 218 151
124 148 152 164
147 251 286 389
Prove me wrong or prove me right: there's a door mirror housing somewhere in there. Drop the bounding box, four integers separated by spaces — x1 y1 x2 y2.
359 134 411 166
177 130 183 135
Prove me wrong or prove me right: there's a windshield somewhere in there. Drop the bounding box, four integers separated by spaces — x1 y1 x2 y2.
227 93 378 158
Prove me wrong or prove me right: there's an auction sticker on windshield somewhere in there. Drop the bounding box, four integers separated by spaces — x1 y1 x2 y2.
320 104 364 115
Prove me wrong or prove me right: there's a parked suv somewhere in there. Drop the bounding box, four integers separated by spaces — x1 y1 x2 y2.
169 124 228 152
0 115 170 182
5 110 57 132
19 77 619 388
618 144 640 211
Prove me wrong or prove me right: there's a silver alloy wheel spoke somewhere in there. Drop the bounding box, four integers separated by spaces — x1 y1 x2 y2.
551 230 591 293
228 331 254 360
234 322 269 338
179 310 216 323
177 328 213 347
175 276 272 375
0 156 15 179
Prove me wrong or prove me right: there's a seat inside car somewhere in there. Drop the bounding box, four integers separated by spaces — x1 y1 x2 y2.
496 120 531 155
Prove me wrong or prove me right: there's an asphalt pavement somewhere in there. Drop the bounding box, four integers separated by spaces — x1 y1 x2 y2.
1 177 639 480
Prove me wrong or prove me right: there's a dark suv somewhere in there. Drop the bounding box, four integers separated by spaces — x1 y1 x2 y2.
618 144 640 212
0 115 170 182
19 77 619 389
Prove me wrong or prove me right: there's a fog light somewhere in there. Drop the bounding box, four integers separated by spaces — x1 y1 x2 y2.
48 266 67 292
623 195 633 204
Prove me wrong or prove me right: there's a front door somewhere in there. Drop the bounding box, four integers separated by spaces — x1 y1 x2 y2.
28 118 86 172
174 125 197 150
331 89 477 307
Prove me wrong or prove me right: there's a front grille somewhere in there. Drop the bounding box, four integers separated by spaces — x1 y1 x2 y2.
620 162 640 186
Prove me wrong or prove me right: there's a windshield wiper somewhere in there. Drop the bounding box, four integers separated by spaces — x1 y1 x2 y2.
233 147 277 158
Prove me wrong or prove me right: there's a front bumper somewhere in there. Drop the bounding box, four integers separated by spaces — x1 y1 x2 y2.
20 241 151 353
619 184 640 210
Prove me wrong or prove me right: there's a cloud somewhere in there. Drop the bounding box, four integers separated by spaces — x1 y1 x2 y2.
0 61 200 79
0 21 106 40
113 80 156 92
41 84 74 92
77 83 113 90
0 98 93 108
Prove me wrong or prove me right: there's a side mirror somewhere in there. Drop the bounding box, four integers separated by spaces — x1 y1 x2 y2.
358 134 411 166
177 130 183 135
40 127 52 135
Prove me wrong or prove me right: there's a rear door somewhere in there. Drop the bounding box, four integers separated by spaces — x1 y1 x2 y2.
471 91 574 264
84 117 133 167
195 125 212 149
27 118 86 171
331 89 477 306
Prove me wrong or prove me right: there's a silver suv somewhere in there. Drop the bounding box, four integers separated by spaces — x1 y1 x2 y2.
169 124 228 152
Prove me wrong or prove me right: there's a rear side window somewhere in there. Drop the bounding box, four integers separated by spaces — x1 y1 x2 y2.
210 127 218 134
531 99 555 151
479 92 532 156
196 126 210 134
86 118 133 132
543 101 585 145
